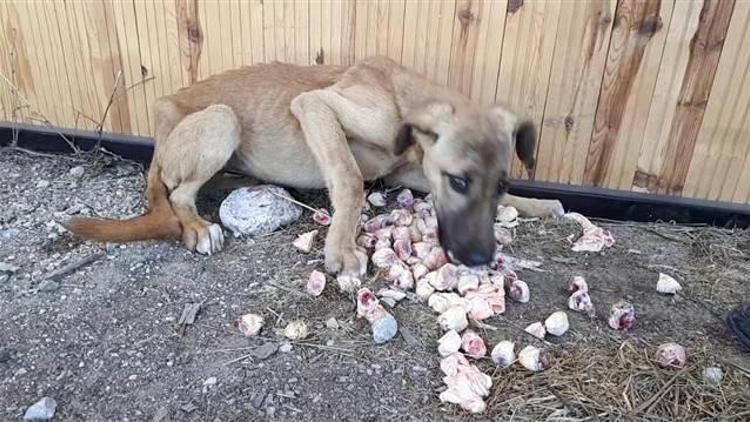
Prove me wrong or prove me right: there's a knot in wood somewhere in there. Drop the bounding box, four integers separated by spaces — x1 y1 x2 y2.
508 0 524 14
459 9 474 24
187 23 202 44
638 16 663 37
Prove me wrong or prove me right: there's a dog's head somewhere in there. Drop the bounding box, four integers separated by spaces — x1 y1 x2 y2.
394 101 536 267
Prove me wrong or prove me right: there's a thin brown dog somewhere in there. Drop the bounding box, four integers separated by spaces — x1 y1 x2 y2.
65 56 563 277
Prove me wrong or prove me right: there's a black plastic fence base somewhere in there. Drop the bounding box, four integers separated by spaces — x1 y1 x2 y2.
2 121 749 228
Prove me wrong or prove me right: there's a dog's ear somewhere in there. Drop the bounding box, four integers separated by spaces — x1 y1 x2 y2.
514 120 536 172
394 101 453 155
488 104 536 172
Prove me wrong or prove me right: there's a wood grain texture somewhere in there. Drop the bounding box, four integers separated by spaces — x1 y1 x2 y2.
468 0 507 107
583 0 663 187
652 0 735 195
537 0 616 185
0 0 748 204
175 0 202 86
496 0 561 179
447 0 483 96
683 1 750 202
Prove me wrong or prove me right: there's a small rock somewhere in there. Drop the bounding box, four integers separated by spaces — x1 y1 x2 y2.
23 397 56 421
0 262 19 273
702 366 723 384
283 320 310 340
219 185 302 237
0 274 9 285
202 377 218 393
325 317 340 330
238 314 264 336
544 311 569 336
0 347 12 363
656 273 682 295
250 343 278 360
151 406 169 422
35 180 50 188
279 342 293 353
15 368 28 376
38 279 60 293
69 166 85 178
371 314 398 345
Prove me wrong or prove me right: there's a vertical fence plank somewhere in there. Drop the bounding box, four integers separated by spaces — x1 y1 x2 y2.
496 0 561 179
683 1 750 202
133 0 158 132
0 2 35 124
581 0 667 187
447 0 483 96
653 0 734 195
536 0 616 185
469 0 507 107
295 0 310 65
175 0 202 87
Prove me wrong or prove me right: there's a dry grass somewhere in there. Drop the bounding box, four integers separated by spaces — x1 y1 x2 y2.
475 339 749 421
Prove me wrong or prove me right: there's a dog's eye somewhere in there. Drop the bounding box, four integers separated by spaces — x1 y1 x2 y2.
448 175 470 194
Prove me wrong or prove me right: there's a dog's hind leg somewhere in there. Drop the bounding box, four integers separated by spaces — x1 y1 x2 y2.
158 104 241 255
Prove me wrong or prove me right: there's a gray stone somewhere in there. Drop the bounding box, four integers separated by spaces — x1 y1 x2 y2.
0 262 19 273
69 166 85 178
703 366 723 384
279 342 293 353
36 180 50 188
325 317 340 330
0 228 19 240
250 342 278 360
23 397 56 421
39 279 60 293
0 274 9 285
0 347 11 363
219 185 302 237
151 406 169 422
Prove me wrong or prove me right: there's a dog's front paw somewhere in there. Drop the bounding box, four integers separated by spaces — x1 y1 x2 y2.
183 222 224 255
325 244 368 277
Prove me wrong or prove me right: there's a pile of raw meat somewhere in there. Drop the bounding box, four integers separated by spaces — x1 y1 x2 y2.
309 189 564 413
292 188 687 413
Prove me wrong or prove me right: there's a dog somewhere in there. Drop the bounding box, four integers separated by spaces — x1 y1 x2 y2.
65 56 563 278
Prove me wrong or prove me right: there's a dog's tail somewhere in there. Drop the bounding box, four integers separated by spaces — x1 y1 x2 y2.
63 164 182 242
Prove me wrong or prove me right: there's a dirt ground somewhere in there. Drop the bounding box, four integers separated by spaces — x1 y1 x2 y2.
1 148 749 421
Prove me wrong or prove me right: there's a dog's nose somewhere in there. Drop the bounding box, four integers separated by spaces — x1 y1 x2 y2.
466 252 493 267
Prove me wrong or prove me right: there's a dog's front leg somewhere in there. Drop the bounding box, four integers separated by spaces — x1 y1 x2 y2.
291 91 366 277
500 193 564 218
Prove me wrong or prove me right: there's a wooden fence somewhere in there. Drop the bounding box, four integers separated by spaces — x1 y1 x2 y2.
1 0 749 204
